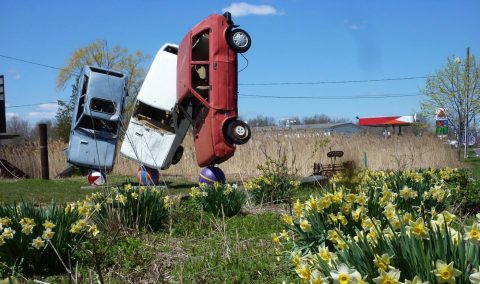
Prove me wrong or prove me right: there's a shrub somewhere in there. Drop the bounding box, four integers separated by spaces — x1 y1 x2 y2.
244 147 299 204
0 202 84 277
190 183 246 217
87 184 170 232
273 169 480 282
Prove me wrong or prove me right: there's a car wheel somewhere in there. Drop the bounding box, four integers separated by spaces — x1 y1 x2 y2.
227 29 251 53
171 145 184 165
225 120 251 145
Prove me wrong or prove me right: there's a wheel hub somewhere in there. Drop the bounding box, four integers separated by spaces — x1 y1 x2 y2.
233 32 248 48
234 125 246 137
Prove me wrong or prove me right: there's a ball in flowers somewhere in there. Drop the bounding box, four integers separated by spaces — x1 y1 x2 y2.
137 166 160 186
87 170 106 186
199 166 226 185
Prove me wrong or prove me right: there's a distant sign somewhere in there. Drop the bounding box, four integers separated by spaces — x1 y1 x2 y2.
435 108 448 136
436 108 447 120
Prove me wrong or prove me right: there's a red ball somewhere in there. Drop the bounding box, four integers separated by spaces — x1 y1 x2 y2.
87 170 106 186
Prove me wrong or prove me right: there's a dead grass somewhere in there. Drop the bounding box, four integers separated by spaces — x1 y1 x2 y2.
0 131 462 179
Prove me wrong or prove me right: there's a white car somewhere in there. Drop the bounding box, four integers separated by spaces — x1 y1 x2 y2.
120 43 191 170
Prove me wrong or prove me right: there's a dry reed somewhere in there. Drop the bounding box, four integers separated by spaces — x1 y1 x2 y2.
0 131 463 180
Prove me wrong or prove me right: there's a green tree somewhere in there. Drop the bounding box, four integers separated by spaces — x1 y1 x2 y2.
421 53 480 147
55 39 150 141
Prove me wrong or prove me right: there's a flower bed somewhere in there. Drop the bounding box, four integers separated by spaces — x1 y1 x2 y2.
274 169 480 283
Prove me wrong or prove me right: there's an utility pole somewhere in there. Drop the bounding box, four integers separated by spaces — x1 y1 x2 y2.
464 47 470 159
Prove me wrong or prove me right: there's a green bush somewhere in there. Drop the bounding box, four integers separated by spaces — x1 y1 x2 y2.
190 183 246 217
244 147 299 204
89 184 170 232
0 202 84 277
273 168 480 283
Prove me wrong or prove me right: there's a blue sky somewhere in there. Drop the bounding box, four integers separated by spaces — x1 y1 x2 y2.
1 0 479 124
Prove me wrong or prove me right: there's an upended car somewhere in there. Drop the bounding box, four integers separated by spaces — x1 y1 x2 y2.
177 12 252 167
66 66 128 170
120 43 191 170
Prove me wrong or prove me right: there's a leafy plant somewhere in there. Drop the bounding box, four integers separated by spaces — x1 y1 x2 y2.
190 183 246 217
0 202 84 277
88 184 170 232
244 147 299 204
273 168 480 282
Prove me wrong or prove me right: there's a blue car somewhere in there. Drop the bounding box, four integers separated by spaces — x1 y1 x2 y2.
66 66 128 170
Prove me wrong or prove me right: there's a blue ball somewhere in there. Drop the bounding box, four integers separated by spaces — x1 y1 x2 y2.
199 166 226 185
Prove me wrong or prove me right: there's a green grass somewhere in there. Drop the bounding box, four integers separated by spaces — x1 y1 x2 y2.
0 177 195 204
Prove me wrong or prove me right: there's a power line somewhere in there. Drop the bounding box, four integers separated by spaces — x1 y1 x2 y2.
0 52 432 86
6 102 59 109
0 54 77 74
239 76 432 86
238 93 424 100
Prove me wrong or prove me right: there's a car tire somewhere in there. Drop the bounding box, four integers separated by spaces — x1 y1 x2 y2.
225 120 251 145
171 145 184 165
227 29 251 53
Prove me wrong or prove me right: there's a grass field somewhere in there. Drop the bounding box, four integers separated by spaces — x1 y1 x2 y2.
0 132 462 179
0 177 195 204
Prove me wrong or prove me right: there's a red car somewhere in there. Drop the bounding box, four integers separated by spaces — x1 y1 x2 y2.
177 12 251 167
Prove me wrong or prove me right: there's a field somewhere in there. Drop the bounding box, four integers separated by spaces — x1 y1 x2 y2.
0 131 462 179
1 132 477 283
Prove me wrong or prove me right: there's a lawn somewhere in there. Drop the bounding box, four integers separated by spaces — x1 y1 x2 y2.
0 176 299 283
0 176 195 204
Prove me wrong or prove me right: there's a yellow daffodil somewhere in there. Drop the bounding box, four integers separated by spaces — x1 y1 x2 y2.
373 254 392 271
372 268 401 284
407 218 429 239
0 217 12 227
402 212 413 224
330 263 361 284
32 236 45 250
464 223 480 245
42 220 56 229
42 228 55 240
341 203 352 215
300 218 312 232
317 244 337 265
310 270 328 284
291 251 302 267
115 194 126 205
281 214 294 226
432 260 461 284
327 230 341 243
272 233 280 244
331 190 343 204
280 229 290 241
405 276 428 284
2 227 15 239
295 263 311 280
88 224 100 237
20 217 35 226
294 199 303 217
469 267 480 284
0 236 5 246
355 194 368 206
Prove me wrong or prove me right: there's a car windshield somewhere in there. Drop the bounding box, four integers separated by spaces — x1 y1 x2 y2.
76 115 118 134
90 98 116 114
134 101 174 133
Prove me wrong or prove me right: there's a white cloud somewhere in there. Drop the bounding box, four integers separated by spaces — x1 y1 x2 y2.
6 112 19 118
28 111 57 119
222 2 283 17
38 102 59 112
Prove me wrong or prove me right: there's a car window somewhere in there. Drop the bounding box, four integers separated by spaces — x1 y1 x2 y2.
76 75 89 122
77 115 118 134
191 32 210 100
91 98 116 114
134 101 174 133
